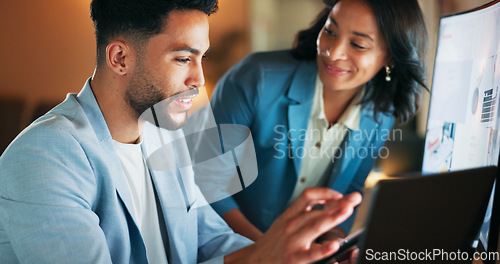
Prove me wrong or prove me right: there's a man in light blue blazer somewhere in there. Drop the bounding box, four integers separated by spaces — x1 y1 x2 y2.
0 79 252 264
0 0 362 263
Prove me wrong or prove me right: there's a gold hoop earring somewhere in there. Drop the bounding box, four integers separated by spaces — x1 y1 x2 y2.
385 66 392 82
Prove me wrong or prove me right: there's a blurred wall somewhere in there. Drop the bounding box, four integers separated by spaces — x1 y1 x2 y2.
250 0 323 51
0 0 95 125
441 0 493 15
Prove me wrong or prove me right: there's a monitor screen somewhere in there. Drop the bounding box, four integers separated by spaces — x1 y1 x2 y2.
422 0 500 253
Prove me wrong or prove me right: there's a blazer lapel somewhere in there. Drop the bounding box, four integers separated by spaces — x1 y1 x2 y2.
76 79 139 225
76 79 148 262
328 107 379 191
102 139 139 222
142 124 199 264
287 61 317 176
147 168 192 264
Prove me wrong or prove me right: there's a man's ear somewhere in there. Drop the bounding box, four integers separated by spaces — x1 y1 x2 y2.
106 41 132 76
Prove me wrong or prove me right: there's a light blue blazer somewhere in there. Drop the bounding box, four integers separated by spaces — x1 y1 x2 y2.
209 50 395 233
0 79 251 264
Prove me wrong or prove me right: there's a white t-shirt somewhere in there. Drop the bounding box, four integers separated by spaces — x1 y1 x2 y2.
113 140 168 264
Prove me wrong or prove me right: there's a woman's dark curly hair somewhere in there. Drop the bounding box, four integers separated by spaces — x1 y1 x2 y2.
292 0 428 124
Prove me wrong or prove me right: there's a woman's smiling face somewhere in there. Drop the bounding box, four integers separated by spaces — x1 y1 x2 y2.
316 0 391 92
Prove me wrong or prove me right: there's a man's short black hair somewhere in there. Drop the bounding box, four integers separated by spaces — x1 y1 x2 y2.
90 0 218 64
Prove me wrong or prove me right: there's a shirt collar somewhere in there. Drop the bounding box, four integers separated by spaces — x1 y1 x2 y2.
312 74 363 131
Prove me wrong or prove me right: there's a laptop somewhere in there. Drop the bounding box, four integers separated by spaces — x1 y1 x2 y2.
321 166 497 263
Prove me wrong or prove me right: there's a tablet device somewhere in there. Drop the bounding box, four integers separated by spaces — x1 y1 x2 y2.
319 166 496 263
318 228 364 264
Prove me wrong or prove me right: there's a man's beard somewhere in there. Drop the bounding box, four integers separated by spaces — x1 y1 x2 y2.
125 69 188 131
126 83 164 118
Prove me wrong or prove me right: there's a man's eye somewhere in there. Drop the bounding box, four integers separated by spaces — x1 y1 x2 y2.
177 58 190 63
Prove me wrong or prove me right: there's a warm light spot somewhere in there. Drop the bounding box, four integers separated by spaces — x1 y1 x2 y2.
364 171 392 189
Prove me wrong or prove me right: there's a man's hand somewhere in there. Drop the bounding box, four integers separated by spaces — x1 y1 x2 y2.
225 187 361 264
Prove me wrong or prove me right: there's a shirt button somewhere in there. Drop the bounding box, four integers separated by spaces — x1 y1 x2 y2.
315 142 321 148
300 177 307 183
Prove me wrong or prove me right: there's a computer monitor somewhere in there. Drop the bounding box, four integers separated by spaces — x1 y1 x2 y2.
422 0 500 259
